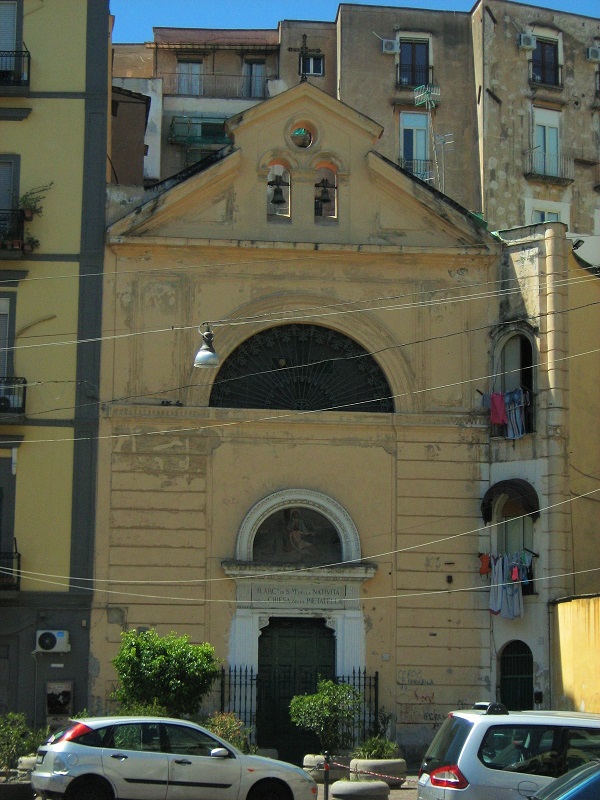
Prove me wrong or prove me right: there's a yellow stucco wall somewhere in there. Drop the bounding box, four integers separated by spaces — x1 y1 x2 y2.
552 597 600 712
1 0 89 591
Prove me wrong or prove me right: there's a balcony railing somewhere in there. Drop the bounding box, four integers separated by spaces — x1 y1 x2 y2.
528 60 562 88
396 64 433 88
0 377 27 415
524 149 574 183
169 116 231 146
0 540 20 591
0 209 25 256
163 72 271 99
0 49 30 90
400 157 434 183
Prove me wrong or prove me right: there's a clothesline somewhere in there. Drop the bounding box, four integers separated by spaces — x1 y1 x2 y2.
479 551 534 619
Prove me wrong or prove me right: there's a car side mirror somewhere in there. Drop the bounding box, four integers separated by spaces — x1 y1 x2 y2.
210 747 230 758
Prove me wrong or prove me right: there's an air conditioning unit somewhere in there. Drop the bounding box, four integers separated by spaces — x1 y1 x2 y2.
586 46 600 62
518 33 537 50
381 39 400 54
35 630 71 653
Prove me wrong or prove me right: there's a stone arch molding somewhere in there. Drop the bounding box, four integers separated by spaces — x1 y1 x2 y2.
237 489 361 563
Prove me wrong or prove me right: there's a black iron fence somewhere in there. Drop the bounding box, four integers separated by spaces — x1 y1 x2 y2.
396 64 433 88
218 666 379 747
0 539 20 591
0 377 27 415
0 209 25 250
0 50 30 88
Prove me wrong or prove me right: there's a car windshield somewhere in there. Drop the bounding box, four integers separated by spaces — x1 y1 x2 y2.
420 715 473 772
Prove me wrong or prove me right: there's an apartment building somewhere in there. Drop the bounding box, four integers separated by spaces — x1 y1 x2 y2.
0 0 109 725
112 1 600 251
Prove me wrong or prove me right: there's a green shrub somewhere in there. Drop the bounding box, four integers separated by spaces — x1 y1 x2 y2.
203 711 253 753
112 629 220 718
352 735 399 759
289 678 362 753
0 713 32 778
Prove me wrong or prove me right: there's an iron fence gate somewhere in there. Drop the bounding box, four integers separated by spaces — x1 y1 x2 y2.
219 666 379 749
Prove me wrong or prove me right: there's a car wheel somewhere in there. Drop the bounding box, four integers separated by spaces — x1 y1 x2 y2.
247 778 293 800
67 778 114 800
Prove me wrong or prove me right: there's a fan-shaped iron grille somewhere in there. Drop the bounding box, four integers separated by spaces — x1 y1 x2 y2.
209 324 393 413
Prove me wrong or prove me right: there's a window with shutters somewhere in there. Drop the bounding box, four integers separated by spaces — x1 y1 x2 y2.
0 156 21 246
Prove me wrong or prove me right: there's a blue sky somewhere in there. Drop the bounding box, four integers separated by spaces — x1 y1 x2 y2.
109 0 594 42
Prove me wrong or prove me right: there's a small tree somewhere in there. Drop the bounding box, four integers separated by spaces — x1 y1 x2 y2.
112 629 220 718
289 678 362 753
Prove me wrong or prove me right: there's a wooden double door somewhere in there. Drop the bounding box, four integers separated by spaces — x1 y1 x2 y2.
257 618 335 764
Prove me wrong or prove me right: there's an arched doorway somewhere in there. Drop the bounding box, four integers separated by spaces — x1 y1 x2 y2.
499 640 534 710
257 618 335 764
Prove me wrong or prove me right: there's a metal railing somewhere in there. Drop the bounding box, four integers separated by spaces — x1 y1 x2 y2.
169 116 231 146
528 60 562 88
218 666 379 748
0 540 20 591
396 64 433 88
0 49 30 88
524 149 574 182
163 72 271 99
0 377 27 414
0 209 25 252
400 157 434 183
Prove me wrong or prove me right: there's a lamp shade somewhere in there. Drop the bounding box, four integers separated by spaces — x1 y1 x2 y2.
194 328 219 368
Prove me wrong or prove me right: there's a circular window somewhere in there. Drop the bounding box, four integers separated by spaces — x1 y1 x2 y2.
291 125 313 148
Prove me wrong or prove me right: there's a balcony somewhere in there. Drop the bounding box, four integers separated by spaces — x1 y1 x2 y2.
528 60 563 89
169 116 231 147
0 540 21 591
400 157 434 184
396 64 433 89
524 149 574 185
0 377 27 415
0 49 31 95
0 209 25 259
163 72 270 99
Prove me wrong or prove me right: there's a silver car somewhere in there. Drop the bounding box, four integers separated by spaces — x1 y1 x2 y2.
417 704 600 800
32 715 318 800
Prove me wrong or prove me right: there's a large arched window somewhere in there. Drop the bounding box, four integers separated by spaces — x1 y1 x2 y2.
209 324 394 412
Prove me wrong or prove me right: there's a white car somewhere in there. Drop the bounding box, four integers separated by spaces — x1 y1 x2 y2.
417 704 600 800
32 716 318 800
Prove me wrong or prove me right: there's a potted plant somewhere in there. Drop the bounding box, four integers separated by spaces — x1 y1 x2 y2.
289 678 362 782
350 735 407 787
19 183 53 220
22 235 39 255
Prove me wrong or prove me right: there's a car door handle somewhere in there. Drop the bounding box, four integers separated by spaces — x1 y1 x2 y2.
110 753 129 760
174 759 192 765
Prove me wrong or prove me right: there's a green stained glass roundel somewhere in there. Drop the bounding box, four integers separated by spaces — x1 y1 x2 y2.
209 324 394 413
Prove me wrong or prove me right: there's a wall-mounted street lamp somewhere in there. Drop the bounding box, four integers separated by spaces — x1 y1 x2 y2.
193 324 219 368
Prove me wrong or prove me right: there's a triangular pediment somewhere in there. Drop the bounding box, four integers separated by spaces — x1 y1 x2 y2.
107 82 497 252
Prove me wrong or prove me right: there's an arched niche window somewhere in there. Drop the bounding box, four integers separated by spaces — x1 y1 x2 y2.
252 506 342 565
314 166 337 222
209 324 394 413
267 164 290 219
491 332 536 437
481 479 539 596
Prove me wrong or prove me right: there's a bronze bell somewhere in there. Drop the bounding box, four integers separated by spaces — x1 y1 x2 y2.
268 175 289 205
